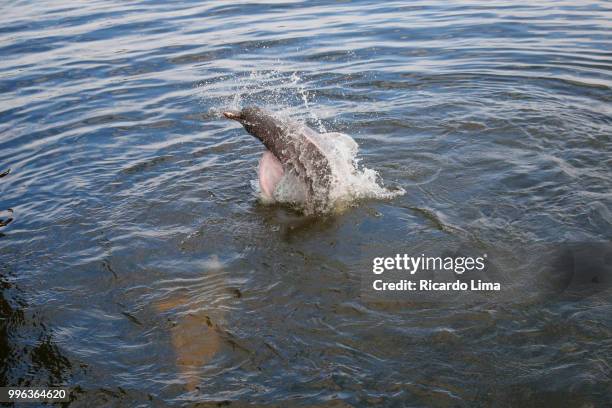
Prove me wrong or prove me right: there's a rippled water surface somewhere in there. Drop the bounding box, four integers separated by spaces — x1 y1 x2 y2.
1 1 611 406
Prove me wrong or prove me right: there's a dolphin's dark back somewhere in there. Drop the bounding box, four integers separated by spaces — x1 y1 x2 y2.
228 107 334 212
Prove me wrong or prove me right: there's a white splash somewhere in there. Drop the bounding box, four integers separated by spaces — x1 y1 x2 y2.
255 124 405 214
203 68 404 214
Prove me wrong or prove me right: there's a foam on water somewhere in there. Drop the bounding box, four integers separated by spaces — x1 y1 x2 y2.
313 130 405 205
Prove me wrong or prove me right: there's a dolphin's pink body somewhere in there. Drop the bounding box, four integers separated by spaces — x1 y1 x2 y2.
258 150 284 201
224 107 334 212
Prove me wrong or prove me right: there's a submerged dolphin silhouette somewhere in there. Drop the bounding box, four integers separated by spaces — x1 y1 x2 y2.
224 107 334 211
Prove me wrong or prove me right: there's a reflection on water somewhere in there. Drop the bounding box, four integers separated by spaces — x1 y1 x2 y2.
156 294 221 393
152 256 231 393
0 266 74 390
0 0 611 406
0 169 13 228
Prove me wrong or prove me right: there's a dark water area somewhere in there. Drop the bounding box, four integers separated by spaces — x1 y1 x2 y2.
1 0 611 406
